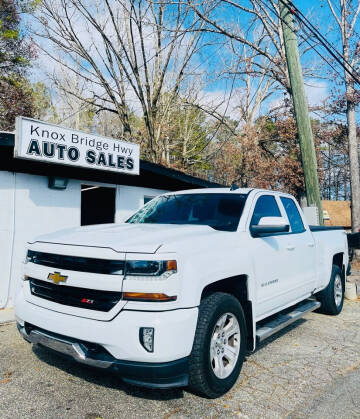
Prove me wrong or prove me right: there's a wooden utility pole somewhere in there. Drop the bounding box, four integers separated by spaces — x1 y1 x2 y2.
279 0 323 224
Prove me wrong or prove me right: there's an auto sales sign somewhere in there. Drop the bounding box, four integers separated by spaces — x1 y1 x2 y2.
14 117 140 175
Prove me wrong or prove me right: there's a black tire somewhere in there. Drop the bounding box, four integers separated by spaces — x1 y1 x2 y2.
188 292 247 398
316 264 344 315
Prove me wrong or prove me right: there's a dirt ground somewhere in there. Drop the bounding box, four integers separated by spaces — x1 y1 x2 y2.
1 301 360 419
351 259 360 272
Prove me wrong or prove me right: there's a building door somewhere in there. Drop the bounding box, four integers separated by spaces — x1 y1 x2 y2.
81 184 116 226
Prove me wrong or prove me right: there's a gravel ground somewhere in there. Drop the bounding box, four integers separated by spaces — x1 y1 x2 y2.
1 301 360 419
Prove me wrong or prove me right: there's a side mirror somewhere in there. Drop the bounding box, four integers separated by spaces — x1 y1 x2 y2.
250 216 290 237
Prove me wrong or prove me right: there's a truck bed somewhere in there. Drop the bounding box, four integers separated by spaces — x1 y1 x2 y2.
309 226 344 232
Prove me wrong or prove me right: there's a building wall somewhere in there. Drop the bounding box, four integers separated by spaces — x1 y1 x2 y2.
322 200 351 230
0 171 168 308
4 172 81 308
116 185 167 222
0 172 15 308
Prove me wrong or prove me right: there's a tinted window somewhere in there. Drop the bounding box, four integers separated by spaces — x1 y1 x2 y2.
251 195 281 226
127 193 247 232
280 197 305 233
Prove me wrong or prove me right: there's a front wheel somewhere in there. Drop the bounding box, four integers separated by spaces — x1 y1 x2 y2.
316 264 344 315
188 292 247 398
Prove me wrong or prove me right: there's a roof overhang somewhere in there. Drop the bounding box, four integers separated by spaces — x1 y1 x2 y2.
0 132 222 191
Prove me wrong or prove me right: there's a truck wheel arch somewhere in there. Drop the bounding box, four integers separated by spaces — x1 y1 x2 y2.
332 252 346 284
200 275 255 351
332 252 344 271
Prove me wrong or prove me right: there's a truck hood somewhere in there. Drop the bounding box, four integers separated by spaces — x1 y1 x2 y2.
30 223 220 254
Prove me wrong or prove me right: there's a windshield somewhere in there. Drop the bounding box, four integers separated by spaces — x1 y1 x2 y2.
126 193 248 232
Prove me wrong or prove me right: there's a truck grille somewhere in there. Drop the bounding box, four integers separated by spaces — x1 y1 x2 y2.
29 278 122 312
27 251 124 275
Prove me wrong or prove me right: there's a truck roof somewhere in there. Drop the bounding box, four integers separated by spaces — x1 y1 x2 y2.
164 187 251 195
166 188 282 196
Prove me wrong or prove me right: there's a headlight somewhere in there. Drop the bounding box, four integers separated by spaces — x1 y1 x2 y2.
25 250 177 280
125 260 177 279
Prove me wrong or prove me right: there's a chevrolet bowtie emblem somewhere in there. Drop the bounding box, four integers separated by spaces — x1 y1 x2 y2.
48 271 68 285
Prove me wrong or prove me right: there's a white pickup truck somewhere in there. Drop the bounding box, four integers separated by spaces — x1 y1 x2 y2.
15 188 349 398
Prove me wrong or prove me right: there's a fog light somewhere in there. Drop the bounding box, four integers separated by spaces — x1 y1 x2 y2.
139 327 154 352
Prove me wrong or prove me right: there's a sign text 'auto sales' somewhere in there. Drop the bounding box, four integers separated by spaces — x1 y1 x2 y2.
14 117 140 175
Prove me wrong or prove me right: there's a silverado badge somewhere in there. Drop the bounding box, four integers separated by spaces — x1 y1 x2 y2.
48 271 68 285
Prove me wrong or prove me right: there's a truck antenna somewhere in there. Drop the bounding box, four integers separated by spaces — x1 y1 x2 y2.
230 183 240 191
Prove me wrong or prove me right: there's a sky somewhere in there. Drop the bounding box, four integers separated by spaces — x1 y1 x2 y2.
27 0 358 123
186 0 354 120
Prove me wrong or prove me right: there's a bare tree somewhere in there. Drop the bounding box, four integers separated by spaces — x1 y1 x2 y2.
33 0 206 162
187 0 321 92
318 122 350 200
50 64 97 131
222 39 278 125
326 0 360 235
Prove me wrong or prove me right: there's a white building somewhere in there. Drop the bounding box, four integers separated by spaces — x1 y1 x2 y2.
0 131 217 308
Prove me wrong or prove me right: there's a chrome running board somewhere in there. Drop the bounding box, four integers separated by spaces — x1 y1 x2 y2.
256 299 321 343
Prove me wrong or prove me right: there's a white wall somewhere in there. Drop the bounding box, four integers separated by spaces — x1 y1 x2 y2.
115 185 167 222
0 172 15 308
7 173 81 308
0 173 168 308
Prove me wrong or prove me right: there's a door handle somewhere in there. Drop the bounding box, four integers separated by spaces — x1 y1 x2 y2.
307 243 315 248
286 245 295 251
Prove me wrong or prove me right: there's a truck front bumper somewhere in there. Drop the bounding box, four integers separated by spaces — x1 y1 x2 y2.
17 322 188 388
15 287 198 389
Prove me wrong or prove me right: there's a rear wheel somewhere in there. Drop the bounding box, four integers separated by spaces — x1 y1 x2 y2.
188 292 247 398
316 264 344 315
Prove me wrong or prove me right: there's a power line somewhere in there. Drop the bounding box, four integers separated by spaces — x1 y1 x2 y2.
256 0 360 85
298 1 360 74
280 0 346 63
57 0 360 125
278 0 360 84
257 0 345 82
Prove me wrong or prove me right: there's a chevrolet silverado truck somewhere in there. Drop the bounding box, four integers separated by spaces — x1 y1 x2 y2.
15 188 349 398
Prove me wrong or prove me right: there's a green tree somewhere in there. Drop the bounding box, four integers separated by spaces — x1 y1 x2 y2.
0 0 36 130
0 0 34 75
32 82 55 120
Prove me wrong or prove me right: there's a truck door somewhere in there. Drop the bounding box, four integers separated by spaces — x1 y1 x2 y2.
279 196 316 299
248 194 291 319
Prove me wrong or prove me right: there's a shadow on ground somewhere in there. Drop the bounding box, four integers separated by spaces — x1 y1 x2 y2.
30 317 310 402
33 319 312 400
252 318 307 354
32 344 185 401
